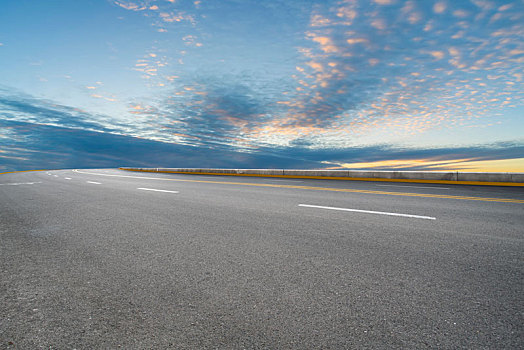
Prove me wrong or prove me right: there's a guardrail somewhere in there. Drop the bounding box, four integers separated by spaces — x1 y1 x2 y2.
119 167 524 186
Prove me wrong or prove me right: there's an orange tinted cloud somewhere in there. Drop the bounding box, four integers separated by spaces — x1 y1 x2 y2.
331 157 524 172
428 158 524 172
429 51 445 60
310 14 332 27
306 61 324 72
346 38 368 45
91 94 117 102
337 158 474 169
310 36 339 53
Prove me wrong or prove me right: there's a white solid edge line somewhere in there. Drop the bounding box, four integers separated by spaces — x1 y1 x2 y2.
64 177 72 180
137 187 179 193
86 181 101 184
298 204 436 220
376 184 450 190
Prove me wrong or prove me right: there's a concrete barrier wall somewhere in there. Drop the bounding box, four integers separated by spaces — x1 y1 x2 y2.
119 167 524 184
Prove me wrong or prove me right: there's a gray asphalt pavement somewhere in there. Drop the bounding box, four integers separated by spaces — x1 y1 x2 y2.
1 168 523 349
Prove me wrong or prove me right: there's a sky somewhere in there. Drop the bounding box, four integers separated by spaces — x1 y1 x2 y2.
1 0 523 172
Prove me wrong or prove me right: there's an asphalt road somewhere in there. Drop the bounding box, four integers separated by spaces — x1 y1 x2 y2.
1 168 523 349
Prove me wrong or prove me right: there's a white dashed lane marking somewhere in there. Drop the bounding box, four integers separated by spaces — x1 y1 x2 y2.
71 169 524 204
298 204 436 220
0 182 42 186
137 187 179 194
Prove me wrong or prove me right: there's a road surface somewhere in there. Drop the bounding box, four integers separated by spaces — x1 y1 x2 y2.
1 168 523 348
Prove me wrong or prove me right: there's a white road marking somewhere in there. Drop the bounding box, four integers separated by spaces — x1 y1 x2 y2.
53 175 58 177
0 182 42 186
73 169 164 179
86 181 101 185
71 169 300 184
298 204 436 220
137 187 179 193
376 184 450 190
64 177 72 180
69 170 523 204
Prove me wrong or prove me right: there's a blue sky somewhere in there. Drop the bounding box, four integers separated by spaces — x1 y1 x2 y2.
1 0 523 172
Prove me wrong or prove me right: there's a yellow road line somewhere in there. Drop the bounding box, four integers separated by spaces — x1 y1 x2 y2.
94 169 524 204
119 168 524 187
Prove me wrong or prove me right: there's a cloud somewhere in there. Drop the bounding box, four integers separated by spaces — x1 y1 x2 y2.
155 78 272 149
132 53 170 84
90 94 117 102
2 117 522 173
433 2 446 14
1 87 522 173
346 38 368 45
452 9 469 18
104 0 523 152
182 35 203 47
498 4 513 12
3 0 524 173
0 88 119 133
111 0 198 37
276 141 524 171
309 35 339 53
370 18 386 30
374 0 395 5
331 157 524 172
0 87 167 147
113 1 147 11
250 0 524 149
429 50 445 60
310 14 332 27
0 119 325 172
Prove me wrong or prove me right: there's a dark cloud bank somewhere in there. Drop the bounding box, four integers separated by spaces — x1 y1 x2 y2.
0 119 324 172
1 88 522 172
2 118 523 173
